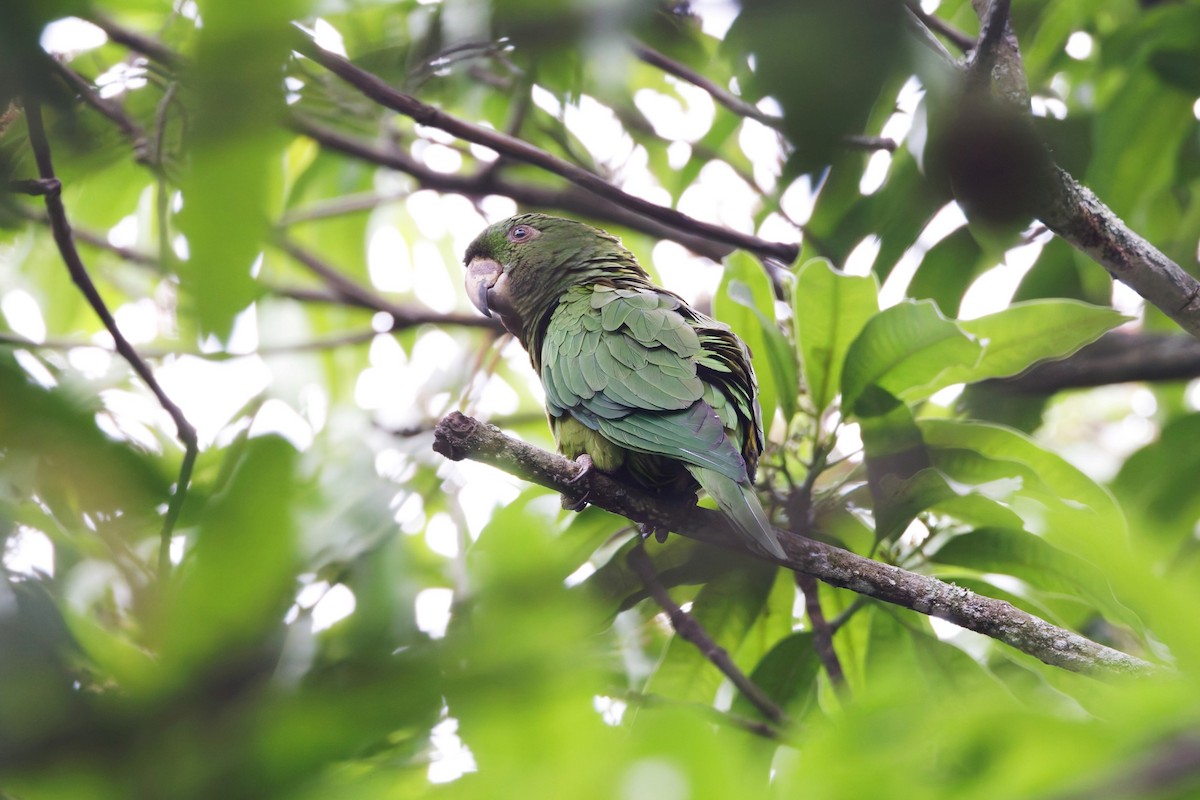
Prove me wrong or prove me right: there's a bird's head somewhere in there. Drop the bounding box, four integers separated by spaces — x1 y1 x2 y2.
463 213 642 340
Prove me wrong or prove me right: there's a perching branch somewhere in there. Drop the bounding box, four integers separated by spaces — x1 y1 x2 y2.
292 33 800 265
432 412 1154 678
20 95 197 581
626 542 788 725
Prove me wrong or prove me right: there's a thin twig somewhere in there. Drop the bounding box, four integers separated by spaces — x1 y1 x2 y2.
292 34 799 265
289 114 735 261
630 40 780 129
842 134 898 152
20 95 197 582
273 236 502 331
904 0 977 52
631 41 896 153
432 412 1155 677
626 541 789 725
796 573 847 694
623 691 790 742
277 190 407 226
87 13 185 69
48 59 149 156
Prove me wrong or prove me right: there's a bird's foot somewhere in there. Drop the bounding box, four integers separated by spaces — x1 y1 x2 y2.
638 521 670 544
561 454 594 512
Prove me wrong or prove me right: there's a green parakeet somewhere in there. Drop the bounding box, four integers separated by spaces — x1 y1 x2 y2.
464 213 785 560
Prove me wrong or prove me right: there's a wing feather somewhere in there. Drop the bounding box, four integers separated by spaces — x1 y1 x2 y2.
541 284 753 484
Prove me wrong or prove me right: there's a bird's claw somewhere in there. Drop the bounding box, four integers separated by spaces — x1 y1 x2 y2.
561 454 594 512
638 521 670 544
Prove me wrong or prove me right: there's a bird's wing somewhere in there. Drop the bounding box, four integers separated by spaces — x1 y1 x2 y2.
542 284 749 482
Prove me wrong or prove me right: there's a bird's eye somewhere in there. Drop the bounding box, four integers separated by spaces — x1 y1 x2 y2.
506 224 539 244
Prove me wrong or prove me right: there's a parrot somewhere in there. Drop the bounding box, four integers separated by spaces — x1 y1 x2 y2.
463 213 786 560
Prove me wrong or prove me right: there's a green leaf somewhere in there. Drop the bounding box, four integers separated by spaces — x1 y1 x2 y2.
934 300 1128 387
792 258 879 413
917 418 1127 547
162 435 300 672
725 275 800 423
930 527 1137 629
714 250 792 424
840 299 981 416
906 227 987 315
177 0 304 339
731 631 820 720
856 388 944 540
1111 412 1200 554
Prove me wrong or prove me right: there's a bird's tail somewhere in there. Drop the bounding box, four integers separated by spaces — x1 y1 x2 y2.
688 466 785 560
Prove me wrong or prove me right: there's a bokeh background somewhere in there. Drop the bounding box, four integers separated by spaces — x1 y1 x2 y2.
3 0 1200 797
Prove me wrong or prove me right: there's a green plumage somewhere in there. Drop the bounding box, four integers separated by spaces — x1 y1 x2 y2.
463 213 785 559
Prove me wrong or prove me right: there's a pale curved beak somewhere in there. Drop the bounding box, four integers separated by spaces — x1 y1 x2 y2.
466 257 503 317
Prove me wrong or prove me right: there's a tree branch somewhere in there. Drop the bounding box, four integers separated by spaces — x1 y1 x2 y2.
626 542 788 725
48 59 150 158
273 236 501 332
944 3 1200 338
291 34 799 265
86 13 185 69
795 573 847 694
20 95 197 580
1034 169 1200 336
432 412 1154 677
904 0 977 53
289 115 735 261
993 332 1200 393
630 41 896 153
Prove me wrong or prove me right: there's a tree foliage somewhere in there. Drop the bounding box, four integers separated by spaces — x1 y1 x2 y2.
3 0 1200 797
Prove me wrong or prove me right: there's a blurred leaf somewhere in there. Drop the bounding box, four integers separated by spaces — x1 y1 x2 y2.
162 435 300 673
729 0 909 173
177 0 306 338
1111 413 1200 557
0 353 166 526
